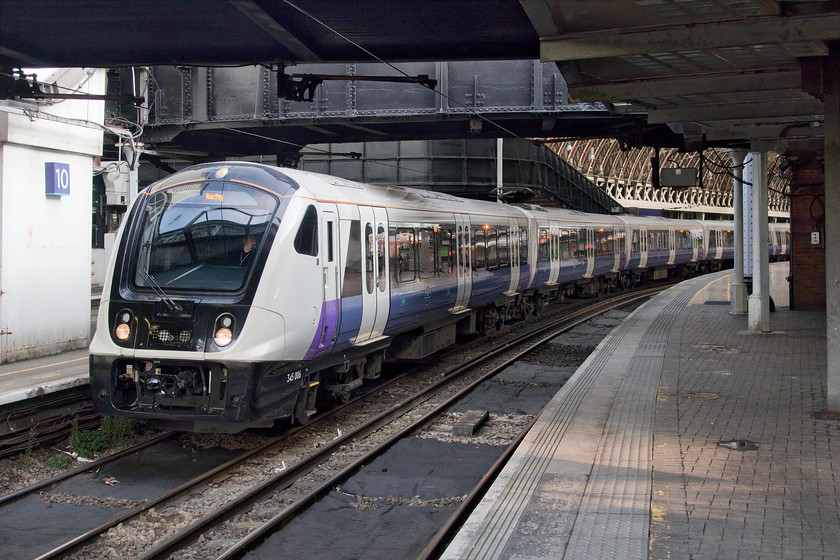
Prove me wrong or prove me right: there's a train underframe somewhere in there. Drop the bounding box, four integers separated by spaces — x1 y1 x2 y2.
92 260 735 433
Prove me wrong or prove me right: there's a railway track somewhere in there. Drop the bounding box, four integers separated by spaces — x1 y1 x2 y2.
0 386 99 458
203 288 660 560
0 285 665 559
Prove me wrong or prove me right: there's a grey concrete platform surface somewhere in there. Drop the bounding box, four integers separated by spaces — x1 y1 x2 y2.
443 263 838 560
0 349 89 405
0 290 98 406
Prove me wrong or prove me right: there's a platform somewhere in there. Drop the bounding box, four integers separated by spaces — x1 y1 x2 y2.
443 263 838 560
0 291 98 406
0 349 88 406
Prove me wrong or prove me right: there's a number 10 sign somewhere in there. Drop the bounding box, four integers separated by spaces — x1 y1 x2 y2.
45 162 70 196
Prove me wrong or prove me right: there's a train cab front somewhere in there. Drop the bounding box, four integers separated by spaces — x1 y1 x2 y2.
89 162 301 432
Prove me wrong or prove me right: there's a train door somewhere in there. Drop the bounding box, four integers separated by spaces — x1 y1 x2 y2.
314 206 340 355
613 228 622 271
452 214 472 312
548 221 560 285
372 211 389 336
506 217 520 295
639 227 649 268
356 206 390 343
692 229 701 261
584 226 595 278
668 229 676 265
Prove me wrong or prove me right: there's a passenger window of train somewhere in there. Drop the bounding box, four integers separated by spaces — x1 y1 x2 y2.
538 228 549 262
631 230 640 253
327 221 334 262
615 231 626 254
520 228 528 262
486 228 498 269
438 228 453 275
649 230 666 251
473 228 486 270
559 230 571 260
723 231 734 247
419 228 436 279
498 229 509 267
708 230 718 249
294 205 319 257
396 228 416 282
576 229 588 258
365 224 374 294
595 229 613 256
508 229 518 265
341 221 363 298
377 225 386 291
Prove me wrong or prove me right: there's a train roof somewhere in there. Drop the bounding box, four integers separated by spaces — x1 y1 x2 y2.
281 167 528 219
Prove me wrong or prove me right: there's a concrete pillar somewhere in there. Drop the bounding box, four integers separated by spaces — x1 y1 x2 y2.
826 43 840 411
748 150 771 333
728 149 748 314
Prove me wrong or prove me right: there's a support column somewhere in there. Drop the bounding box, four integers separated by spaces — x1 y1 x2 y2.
748 149 770 333
825 43 840 411
728 149 748 314
742 157 755 288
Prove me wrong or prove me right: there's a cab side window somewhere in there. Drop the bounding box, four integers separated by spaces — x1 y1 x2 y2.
294 205 318 256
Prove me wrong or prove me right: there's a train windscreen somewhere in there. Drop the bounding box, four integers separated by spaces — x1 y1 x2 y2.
131 180 281 292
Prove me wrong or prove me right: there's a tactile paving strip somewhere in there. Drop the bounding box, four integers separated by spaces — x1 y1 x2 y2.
443 280 700 560
564 289 691 558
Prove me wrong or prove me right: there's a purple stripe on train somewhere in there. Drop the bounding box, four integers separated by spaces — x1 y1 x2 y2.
304 299 339 360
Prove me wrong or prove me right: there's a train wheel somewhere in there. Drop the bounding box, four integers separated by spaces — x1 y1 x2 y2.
520 298 532 321
533 293 544 315
293 383 317 425
293 392 310 425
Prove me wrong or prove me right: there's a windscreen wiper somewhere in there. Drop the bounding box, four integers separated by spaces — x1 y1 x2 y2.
139 269 183 314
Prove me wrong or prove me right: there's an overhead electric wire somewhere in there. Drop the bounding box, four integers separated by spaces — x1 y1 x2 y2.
222 127 428 176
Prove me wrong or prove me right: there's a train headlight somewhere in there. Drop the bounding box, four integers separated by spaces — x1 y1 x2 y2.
115 323 131 340
214 327 233 346
214 313 236 347
115 309 133 341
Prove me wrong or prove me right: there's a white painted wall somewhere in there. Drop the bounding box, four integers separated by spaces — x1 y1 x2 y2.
0 69 105 363
91 232 116 289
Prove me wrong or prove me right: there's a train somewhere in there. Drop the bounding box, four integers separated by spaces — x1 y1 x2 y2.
89 161 790 432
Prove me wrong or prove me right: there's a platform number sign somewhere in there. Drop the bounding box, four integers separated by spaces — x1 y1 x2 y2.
45 162 70 196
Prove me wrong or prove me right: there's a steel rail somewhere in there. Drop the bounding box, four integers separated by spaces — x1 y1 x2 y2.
29 355 451 560
0 431 174 507
210 288 662 560
16 285 661 560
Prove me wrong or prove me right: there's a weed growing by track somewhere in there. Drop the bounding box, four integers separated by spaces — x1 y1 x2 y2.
68 416 139 459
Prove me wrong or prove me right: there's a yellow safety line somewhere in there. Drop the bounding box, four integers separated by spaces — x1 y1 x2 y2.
687 272 733 306
0 356 87 378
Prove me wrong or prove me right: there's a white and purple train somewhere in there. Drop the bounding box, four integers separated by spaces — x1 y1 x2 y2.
89 162 789 432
